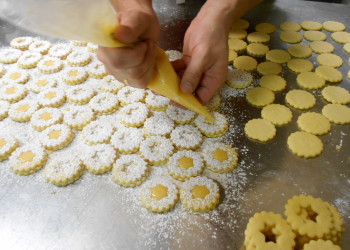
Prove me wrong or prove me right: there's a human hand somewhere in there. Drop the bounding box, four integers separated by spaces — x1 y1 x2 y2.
172 5 230 105
97 1 159 88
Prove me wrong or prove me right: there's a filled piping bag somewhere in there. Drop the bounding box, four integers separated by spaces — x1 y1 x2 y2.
0 0 214 120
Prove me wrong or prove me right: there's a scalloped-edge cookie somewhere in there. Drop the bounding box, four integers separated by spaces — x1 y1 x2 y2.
245 118 276 142
261 104 292 126
246 87 275 107
285 89 316 110
287 131 323 158
321 86 350 104
297 112 331 135
322 104 350 125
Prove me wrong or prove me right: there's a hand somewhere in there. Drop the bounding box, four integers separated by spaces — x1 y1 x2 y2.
173 7 229 105
97 1 159 88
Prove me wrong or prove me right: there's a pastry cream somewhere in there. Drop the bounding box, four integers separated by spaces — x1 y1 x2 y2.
19 151 35 163
0 139 6 149
213 149 228 162
191 185 210 199
178 156 194 169
40 112 53 121
151 184 168 200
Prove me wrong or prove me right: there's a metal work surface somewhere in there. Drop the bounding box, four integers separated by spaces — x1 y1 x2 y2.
0 0 350 249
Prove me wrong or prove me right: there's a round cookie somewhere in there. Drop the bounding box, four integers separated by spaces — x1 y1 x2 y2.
303 240 341 250
280 21 301 32
245 118 276 142
17 51 42 69
246 87 275 107
31 107 63 131
45 156 85 186
166 105 196 125
323 21 345 32
170 125 202 150
144 112 174 137
82 144 116 174
228 50 238 64
0 83 27 103
331 31 350 44
343 43 350 54
140 136 174 165
288 44 312 58
180 176 220 212
40 124 74 151
10 37 33 50
228 38 247 53
110 127 143 154
322 104 350 124
139 179 178 213
117 86 146 106
202 142 238 173
296 72 326 90
87 61 108 79
226 68 253 88
261 104 292 126
167 150 204 181
246 43 269 57
8 99 39 122
100 75 125 94
63 105 95 130
285 89 316 110
89 92 119 115
287 59 313 73
233 56 257 72
287 131 323 158
87 43 98 53
244 211 295 250
231 19 249 30
255 22 276 33
280 31 303 44
66 86 95 105
28 40 51 54
315 66 343 83
310 41 335 54
0 48 22 64
61 67 89 85
228 29 247 40
266 49 291 64
66 51 91 67
82 120 115 145
297 112 331 135
193 111 228 138
316 53 343 68
205 94 221 111
321 86 350 104
2 69 29 85
48 43 72 59
112 154 149 187
8 144 48 175
37 57 63 74
303 31 327 42
257 61 282 75
301 21 322 31
259 75 286 92
0 134 19 161
247 32 270 43
38 88 66 108
118 102 148 128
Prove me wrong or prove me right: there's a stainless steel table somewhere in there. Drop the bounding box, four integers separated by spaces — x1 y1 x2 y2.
0 0 350 249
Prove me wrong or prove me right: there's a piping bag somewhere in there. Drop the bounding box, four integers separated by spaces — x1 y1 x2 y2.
0 0 214 120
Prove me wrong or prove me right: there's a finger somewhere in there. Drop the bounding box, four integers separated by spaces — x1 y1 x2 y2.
171 59 186 72
180 54 205 94
195 70 226 104
97 42 148 69
115 11 151 43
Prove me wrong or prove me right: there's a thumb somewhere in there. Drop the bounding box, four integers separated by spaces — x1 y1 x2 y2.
180 57 204 94
114 11 149 44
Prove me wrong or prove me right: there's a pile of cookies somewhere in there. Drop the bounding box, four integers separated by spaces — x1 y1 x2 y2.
244 194 344 250
227 19 350 158
0 36 239 213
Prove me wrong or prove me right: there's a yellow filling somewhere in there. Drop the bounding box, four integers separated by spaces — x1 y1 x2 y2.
16 104 30 112
10 72 21 80
44 60 55 66
150 184 168 200
45 92 56 99
191 185 210 199
0 138 6 149
40 112 53 121
49 130 62 140
19 151 35 163
5 87 17 94
68 70 79 77
178 156 194 169
36 80 49 87
213 149 228 162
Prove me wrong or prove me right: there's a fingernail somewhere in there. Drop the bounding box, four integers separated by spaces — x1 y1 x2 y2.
181 81 193 93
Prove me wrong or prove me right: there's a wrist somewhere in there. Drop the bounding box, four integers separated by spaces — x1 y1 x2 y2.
110 0 153 14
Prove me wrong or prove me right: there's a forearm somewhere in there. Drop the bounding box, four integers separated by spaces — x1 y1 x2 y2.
199 0 264 32
109 0 153 12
